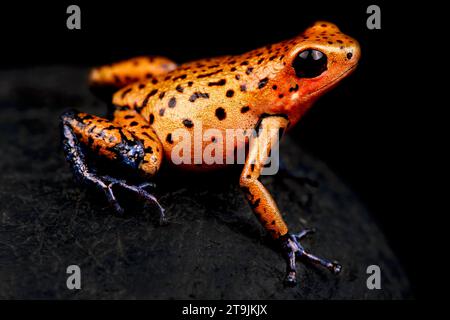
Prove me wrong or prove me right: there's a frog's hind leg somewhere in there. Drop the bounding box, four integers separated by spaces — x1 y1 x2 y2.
111 106 164 177
89 56 177 91
60 109 166 222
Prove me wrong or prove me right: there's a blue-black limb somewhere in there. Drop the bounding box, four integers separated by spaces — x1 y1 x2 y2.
279 229 342 286
60 110 166 222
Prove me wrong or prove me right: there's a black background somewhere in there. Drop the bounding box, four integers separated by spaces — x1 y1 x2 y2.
0 0 421 296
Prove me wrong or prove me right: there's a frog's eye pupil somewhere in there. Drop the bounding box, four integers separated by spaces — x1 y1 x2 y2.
293 49 327 78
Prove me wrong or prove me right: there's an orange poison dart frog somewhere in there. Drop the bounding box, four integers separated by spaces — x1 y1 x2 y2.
61 21 360 286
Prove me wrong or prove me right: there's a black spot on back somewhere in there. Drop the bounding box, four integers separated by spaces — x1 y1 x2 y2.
121 88 132 99
258 77 269 89
197 69 223 78
215 107 226 120
240 106 250 113
168 97 177 108
208 79 226 86
189 92 210 102
226 90 234 98
182 119 194 128
141 89 158 108
173 74 187 81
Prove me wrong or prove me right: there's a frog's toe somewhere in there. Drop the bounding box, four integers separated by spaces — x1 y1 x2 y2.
104 185 125 214
80 173 124 214
294 228 316 240
101 175 166 222
284 271 297 287
279 230 341 286
137 181 157 190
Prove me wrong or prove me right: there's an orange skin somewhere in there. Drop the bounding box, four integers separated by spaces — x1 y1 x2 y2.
65 21 360 241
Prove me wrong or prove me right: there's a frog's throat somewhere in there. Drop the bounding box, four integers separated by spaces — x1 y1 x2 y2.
307 64 358 97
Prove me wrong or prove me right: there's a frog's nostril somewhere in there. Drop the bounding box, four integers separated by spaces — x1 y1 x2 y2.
346 52 353 60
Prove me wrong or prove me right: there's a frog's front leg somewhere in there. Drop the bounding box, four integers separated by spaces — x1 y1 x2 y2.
60 109 165 221
239 115 341 286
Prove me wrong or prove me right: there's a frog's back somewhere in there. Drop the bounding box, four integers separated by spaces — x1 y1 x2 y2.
112 40 296 158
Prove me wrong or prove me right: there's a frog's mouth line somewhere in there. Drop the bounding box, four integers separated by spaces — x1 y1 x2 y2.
307 64 358 96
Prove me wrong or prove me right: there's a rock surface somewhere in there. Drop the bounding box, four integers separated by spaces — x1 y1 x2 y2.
0 67 412 299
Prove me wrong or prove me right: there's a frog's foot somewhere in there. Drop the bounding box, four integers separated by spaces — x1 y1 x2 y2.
98 176 166 223
97 176 167 220
279 229 341 286
92 174 166 223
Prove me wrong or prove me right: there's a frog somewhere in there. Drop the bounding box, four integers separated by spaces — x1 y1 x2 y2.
61 21 360 286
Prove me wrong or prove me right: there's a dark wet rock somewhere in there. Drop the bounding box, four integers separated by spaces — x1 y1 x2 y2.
0 67 411 299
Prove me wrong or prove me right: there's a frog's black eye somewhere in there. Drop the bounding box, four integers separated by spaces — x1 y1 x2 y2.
293 49 328 78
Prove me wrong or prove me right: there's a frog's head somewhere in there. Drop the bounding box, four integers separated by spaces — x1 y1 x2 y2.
275 21 360 119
